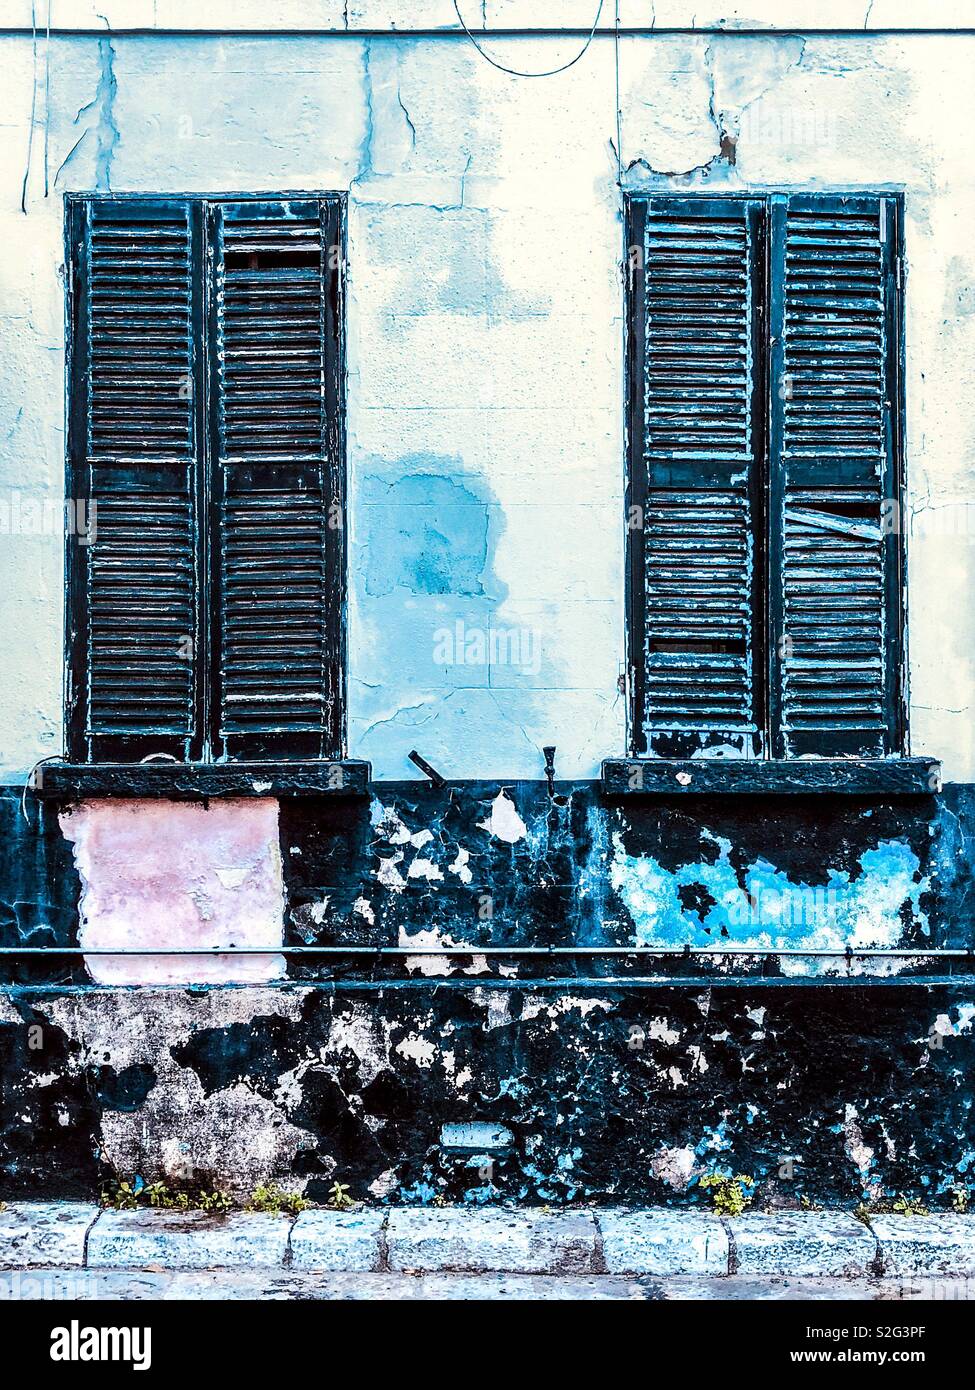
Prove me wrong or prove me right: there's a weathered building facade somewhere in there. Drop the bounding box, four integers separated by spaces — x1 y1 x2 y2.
1 1 975 1207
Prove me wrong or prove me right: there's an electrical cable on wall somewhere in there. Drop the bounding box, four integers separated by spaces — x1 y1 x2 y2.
613 0 623 185
453 0 605 78
43 0 51 196
20 0 38 212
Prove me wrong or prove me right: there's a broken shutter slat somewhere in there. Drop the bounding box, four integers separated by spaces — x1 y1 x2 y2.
634 196 765 757
211 200 344 761
68 199 201 761
769 193 903 757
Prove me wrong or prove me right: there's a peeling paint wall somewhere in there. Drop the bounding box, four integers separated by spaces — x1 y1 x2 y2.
2 9 975 1202
8 778 972 977
3 778 975 1205
3 981 975 1207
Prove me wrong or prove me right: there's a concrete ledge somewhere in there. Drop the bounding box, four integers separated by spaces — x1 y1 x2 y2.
728 1212 878 1277
871 1215 975 1275
601 757 940 797
290 1209 386 1271
87 1209 291 1270
387 1208 597 1273
39 759 371 800
599 1209 727 1275
0 1203 98 1269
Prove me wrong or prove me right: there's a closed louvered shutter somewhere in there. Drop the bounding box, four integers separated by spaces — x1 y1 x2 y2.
768 193 903 757
67 199 202 761
210 200 344 760
631 196 766 757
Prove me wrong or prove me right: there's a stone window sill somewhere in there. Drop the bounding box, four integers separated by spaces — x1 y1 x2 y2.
601 757 941 796
35 760 371 800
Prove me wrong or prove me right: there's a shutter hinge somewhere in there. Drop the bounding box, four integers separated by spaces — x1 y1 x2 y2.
896 255 904 290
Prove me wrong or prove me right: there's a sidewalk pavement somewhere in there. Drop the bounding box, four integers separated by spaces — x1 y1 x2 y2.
2 1203 975 1281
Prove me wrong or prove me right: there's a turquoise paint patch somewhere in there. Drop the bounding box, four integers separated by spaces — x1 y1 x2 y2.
359 457 505 601
610 831 929 976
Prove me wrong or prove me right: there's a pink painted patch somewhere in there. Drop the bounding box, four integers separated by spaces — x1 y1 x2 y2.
60 799 286 985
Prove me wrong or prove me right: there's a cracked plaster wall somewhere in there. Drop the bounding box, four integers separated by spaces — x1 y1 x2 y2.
0 25 973 779
1 16 975 1201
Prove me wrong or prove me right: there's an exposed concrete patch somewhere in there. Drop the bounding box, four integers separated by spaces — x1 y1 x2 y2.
650 1145 701 1190
477 789 528 844
39 990 312 1197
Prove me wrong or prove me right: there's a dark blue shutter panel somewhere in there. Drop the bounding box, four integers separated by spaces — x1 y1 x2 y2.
634 197 765 757
768 193 903 757
67 199 201 761
211 201 343 760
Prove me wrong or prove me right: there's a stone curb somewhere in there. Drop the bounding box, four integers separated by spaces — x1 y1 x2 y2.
2 1203 975 1277
599 1209 728 1275
725 1211 877 1277
0 1203 100 1269
290 1209 387 1272
87 1208 291 1271
870 1214 975 1276
386 1207 597 1274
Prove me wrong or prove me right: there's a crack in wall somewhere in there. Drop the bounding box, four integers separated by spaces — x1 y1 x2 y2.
354 38 376 188
53 29 119 191
396 82 417 150
627 34 807 180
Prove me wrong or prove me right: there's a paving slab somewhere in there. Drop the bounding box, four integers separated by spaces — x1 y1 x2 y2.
871 1214 975 1275
387 1207 597 1273
728 1211 878 1277
0 1202 98 1269
599 1208 728 1275
290 1209 386 1271
87 1208 290 1270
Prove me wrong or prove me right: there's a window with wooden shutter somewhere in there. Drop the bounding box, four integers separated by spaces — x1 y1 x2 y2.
66 195 345 766
626 191 905 761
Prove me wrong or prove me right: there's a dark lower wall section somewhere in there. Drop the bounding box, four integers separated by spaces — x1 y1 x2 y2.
1 780 974 1202
3 780 975 980
1 983 973 1206
277 781 975 979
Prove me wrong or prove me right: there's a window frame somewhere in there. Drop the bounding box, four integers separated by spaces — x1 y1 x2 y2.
62 191 349 774
622 189 910 769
